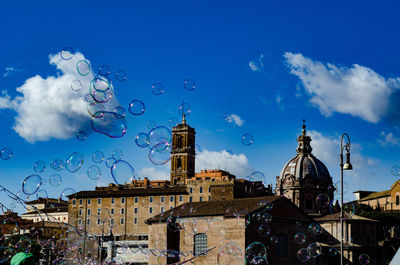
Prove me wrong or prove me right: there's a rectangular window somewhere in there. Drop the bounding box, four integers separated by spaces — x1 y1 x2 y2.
190 188 193 193
200 187 203 193
97 208 101 215
111 208 114 215
87 198 91 205
194 234 207 256
72 199 76 205
121 197 125 204
149 196 153 203
79 199 83 205
98 198 102 204
87 209 91 216
161 207 165 213
111 198 115 204
79 209 82 216
110 218 114 225
199 197 203 202
134 218 138 224
170 195 174 202
87 218 91 225
134 197 139 203
170 206 173 210
121 218 124 225
208 196 211 201
78 218 82 225
179 195 183 202
161 196 165 203
121 208 124 215
149 207 153 214
134 208 138 214
97 218 101 225
208 187 211 193
189 197 193 202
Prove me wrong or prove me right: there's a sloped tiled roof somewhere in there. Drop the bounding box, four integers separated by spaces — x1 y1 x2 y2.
22 206 68 215
146 196 312 223
68 185 189 198
26 198 67 205
359 190 391 201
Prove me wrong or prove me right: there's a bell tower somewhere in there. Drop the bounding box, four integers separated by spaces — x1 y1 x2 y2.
170 112 196 185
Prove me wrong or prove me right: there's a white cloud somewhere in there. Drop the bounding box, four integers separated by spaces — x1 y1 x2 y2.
0 52 114 143
196 149 254 178
248 54 264 72
284 52 400 123
3 66 24 77
378 131 400 147
139 167 170 181
223 113 244 126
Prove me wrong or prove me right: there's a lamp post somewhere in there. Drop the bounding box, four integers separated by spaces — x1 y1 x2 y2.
340 133 353 265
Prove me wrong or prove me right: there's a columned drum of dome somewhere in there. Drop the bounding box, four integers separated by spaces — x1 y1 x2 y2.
275 121 334 216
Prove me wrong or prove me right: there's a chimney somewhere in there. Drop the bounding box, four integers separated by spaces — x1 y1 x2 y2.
144 177 149 187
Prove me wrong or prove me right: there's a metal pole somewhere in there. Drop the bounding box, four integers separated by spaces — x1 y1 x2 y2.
340 158 344 265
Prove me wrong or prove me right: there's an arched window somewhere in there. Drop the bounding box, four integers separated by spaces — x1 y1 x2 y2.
276 234 288 257
193 233 207 256
396 195 399 206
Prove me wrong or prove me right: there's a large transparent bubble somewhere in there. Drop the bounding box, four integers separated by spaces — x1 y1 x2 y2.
111 160 135 184
65 152 84 173
91 111 127 138
22 174 42 195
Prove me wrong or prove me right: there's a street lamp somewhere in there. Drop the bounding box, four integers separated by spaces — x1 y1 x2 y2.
340 133 353 265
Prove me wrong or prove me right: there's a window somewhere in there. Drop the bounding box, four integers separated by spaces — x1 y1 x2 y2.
134 208 138 214
170 206 173 210
111 208 114 215
161 196 165 203
189 197 193 202
72 199 76 205
87 209 91 216
98 198 102 204
121 208 124 215
111 198 115 204
134 197 139 203
161 207 165 213
200 187 203 193
121 197 125 204
276 234 288 257
190 188 193 193
149 207 153 214
79 199 83 205
397 195 399 206
305 199 313 209
120 218 124 225
170 196 174 202
199 197 203 202
149 197 153 203
97 218 101 225
177 158 182 169
88 198 91 205
134 218 138 224
208 187 211 193
208 196 211 201
97 208 101 216
179 195 183 202
78 209 82 216
87 218 91 225
110 218 114 225
194 234 207 256
78 219 82 225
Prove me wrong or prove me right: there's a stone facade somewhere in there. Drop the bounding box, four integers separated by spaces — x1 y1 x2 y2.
357 180 400 211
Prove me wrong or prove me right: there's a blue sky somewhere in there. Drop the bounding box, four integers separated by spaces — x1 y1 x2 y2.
1 0 400 212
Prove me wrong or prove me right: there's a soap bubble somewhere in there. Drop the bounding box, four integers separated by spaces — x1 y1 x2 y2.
316 193 330 208
391 166 400 176
328 247 337 256
0 147 12 160
91 86 114 104
135 133 150 148
250 256 267 265
77 60 91 76
111 160 135 184
269 235 278 245
334 180 349 195
0 246 15 263
148 142 171 165
247 171 266 184
113 106 126 118
92 151 104 163
242 133 254 145
49 174 62 186
178 102 191 117
307 242 322 258
192 218 210 234
91 111 127 138
294 232 306 244
71 79 83 91
184 79 196 91
115 70 127 81
33 161 46 173
60 188 76 201
245 242 266 262
65 152 84 173
16 236 32 252
106 157 116 168
36 189 48 199
224 150 233 159
147 121 157 130
76 130 87 141
128 99 145 115
358 254 370 265
308 223 322 235
92 74 112 92
148 126 172 149
60 47 73 60
257 224 270 238
50 159 64 171
329 197 355 216
87 165 101 180
217 241 244 265
112 149 123 160
87 102 105 118
169 117 178 127
297 248 310 262
98 65 111 76
22 174 42 195
151 82 165 95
